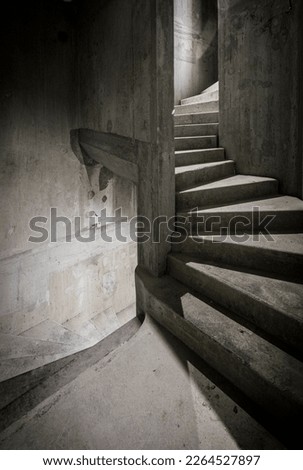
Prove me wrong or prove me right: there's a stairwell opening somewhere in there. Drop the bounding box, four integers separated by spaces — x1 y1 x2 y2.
174 0 218 106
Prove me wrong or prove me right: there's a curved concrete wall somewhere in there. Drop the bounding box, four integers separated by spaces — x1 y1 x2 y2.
218 0 303 197
0 0 137 341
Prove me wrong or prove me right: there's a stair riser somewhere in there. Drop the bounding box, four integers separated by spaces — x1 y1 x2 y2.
177 210 303 235
136 269 301 423
175 162 235 192
175 136 217 151
172 237 303 282
177 181 278 211
167 257 303 357
181 90 219 106
0 316 141 426
0 351 83 383
174 112 219 125
175 148 225 167
174 124 218 137
0 335 88 361
175 101 219 115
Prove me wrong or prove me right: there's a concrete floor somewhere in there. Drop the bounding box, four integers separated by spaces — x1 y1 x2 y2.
0 316 283 450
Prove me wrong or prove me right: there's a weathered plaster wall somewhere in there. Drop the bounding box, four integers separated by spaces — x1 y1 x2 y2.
219 0 302 197
174 0 218 104
0 1 136 340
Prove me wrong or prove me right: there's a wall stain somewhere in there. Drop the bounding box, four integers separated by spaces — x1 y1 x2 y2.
99 167 113 191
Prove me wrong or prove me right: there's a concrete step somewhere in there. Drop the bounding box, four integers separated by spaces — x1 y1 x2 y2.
0 354 79 383
136 267 303 427
0 334 87 361
0 317 141 425
174 112 219 126
91 307 120 339
175 161 235 192
174 123 218 137
167 254 303 357
181 89 219 106
172 234 303 283
0 331 95 383
116 303 136 327
21 320 88 347
175 148 225 167
175 100 219 115
0 308 127 382
175 135 217 151
0 305 48 336
63 315 105 345
178 196 303 234
176 175 278 211
200 81 219 95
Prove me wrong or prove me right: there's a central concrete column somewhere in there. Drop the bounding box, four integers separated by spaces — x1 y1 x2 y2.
135 0 175 277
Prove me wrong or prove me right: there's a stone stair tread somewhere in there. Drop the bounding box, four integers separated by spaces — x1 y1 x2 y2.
174 112 218 118
90 308 120 338
181 91 219 106
175 147 224 155
0 305 49 336
169 253 303 322
175 100 219 115
172 234 303 282
0 353 78 383
175 123 219 129
174 124 219 135
188 234 303 255
21 320 88 346
175 161 235 192
181 97 218 105
175 135 217 141
0 333 89 360
174 123 219 137
136 268 303 420
175 136 217 152
174 111 219 125
178 175 278 194
175 149 225 167
0 317 141 415
180 195 303 214
63 315 104 344
116 303 136 326
175 160 233 175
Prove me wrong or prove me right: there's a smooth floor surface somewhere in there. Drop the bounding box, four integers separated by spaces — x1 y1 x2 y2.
0 316 283 450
